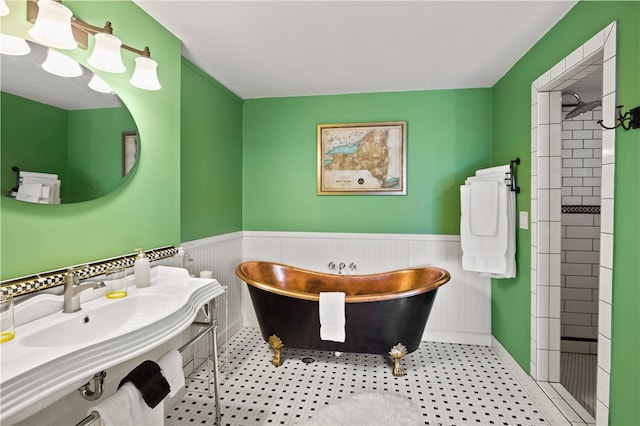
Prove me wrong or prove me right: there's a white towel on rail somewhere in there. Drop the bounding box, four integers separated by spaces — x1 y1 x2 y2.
19 171 58 180
460 165 516 278
319 292 346 342
157 349 184 398
469 180 499 236
475 165 510 177
89 382 164 426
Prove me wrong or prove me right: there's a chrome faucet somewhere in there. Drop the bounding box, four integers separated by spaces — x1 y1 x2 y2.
63 270 106 313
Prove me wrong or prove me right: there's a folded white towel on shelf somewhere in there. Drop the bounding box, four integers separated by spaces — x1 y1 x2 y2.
460 164 516 279
157 349 185 398
319 292 346 343
89 382 164 426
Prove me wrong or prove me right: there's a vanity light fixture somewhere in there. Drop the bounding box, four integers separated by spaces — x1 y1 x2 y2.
129 54 161 91
87 23 125 74
597 105 640 131
0 34 31 56
0 0 10 16
28 0 77 50
27 0 161 90
42 47 82 77
88 74 115 94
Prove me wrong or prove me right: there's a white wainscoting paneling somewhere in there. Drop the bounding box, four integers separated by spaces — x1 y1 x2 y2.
181 232 244 344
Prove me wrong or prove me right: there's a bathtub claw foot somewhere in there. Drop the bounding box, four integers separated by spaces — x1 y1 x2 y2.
389 343 407 377
268 334 284 367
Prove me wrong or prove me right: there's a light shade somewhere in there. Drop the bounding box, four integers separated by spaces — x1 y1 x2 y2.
0 0 10 17
0 34 31 56
42 48 82 77
88 74 114 94
28 0 77 50
129 56 161 91
87 33 126 73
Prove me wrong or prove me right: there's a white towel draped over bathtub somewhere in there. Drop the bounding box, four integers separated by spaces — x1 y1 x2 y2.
460 165 516 278
319 292 346 342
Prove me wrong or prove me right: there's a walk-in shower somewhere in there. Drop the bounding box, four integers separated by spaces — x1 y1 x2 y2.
560 86 603 417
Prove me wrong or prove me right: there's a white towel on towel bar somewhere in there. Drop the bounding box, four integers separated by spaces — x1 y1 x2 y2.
157 349 184 398
469 180 499 236
19 171 58 180
460 164 516 278
475 165 511 177
319 292 346 343
89 382 164 426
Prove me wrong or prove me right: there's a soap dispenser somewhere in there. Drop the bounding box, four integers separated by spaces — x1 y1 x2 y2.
134 248 150 288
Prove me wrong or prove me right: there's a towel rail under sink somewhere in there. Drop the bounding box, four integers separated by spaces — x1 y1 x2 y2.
75 298 222 426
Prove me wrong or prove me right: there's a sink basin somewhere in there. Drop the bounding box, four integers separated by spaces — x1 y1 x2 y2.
21 294 177 348
0 266 225 425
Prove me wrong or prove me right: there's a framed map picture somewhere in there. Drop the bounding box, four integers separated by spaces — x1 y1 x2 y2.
317 121 406 195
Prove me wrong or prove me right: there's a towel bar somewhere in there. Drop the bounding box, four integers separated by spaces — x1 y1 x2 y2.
8 166 20 197
75 298 222 426
506 157 521 193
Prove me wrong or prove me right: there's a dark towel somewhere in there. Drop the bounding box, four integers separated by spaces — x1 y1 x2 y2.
118 360 170 408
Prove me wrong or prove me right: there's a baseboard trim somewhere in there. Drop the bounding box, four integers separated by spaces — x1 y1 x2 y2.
423 330 491 346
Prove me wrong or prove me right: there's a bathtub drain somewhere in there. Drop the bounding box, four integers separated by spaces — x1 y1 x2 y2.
301 357 315 364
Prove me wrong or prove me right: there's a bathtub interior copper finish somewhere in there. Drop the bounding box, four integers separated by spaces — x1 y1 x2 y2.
236 261 450 366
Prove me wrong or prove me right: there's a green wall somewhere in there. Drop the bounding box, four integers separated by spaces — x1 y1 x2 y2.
1 92 69 195
180 58 244 241
492 2 640 425
243 89 492 234
66 106 137 203
0 1 182 279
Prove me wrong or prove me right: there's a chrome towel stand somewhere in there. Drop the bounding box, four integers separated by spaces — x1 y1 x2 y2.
75 298 221 426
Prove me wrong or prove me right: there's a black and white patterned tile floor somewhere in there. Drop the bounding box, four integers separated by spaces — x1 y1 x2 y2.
166 328 569 426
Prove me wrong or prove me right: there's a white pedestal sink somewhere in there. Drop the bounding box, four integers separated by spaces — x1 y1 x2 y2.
0 266 225 425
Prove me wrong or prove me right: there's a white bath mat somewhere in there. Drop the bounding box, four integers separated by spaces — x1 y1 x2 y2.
299 391 422 425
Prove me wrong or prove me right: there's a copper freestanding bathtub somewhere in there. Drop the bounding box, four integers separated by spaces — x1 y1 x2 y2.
236 261 450 372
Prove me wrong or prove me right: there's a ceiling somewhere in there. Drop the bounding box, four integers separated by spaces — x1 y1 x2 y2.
1 39 122 110
133 0 578 99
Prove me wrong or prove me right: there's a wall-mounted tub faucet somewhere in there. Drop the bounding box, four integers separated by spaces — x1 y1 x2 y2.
338 262 346 274
63 270 106 313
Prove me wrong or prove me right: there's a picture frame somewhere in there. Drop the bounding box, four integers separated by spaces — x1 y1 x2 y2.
317 121 406 195
121 131 138 177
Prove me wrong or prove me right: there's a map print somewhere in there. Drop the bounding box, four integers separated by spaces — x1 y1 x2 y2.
319 123 405 194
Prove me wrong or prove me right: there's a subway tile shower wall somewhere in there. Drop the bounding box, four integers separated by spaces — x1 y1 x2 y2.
561 106 602 206
560 106 602 355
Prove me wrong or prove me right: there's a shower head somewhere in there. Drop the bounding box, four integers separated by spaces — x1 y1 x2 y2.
562 90 602 119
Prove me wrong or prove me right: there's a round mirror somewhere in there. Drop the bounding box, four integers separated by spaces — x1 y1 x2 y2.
1 36 139 204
